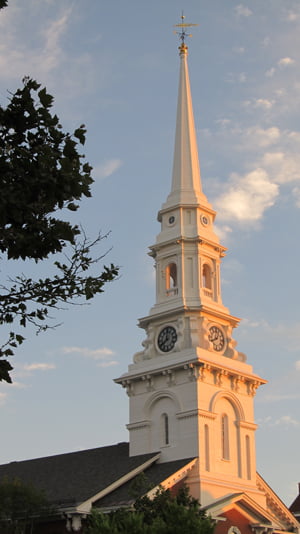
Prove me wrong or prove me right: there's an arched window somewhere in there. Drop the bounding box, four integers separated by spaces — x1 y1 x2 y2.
202 264 212 288
162 413 169 445
221 414 230 460
204 424 210 471
245 435 251 479
202 264 213 297
166 263 178 296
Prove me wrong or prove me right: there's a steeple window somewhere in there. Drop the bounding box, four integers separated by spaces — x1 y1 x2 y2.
162 413 169 446
221 413 230 460
204 424 210 471
245 435 251 479
202 263 213 298
166 263 178 296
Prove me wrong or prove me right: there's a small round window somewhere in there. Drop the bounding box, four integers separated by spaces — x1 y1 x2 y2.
200 214 209 226
168 216 175 225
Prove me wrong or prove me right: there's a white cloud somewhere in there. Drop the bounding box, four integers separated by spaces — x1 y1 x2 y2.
293 187 300 208
258 126 280 146
214 122 282 153
215 118 231 127
62 346 116 361
243 98 274 110
258 415 300 426
262 392 300 402
264 57 295 80
262 151 300 184
254 98 274 110
93 159 123 180
97 360 118 368
287 130 300 142
214 224 232 242
278 57 295 67
40 8 72 73
265 67 275 78
0 6 72 80
226 72 247 84
257 416 272 425
262 37 270 47
247 321 300 353
286 11 300 22
240 318 266 328
212 120 300 209
241 126 280 149
274 88 286 98
23 363 56 372
235 4 252 17
215 169 279 223
274 415 299 427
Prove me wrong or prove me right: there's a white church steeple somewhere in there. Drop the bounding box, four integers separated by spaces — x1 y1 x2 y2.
116 23 266 507
163 40 206 209
148 34 233 330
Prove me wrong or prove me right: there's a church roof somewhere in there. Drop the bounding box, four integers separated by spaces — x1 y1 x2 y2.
0 442 194 511
203 489 300 533
96 456 195 510
289 484 300 517
0 442 156 507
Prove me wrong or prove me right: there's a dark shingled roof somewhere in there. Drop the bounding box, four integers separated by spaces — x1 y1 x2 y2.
97 456 195 509
0 442 158 507
290 490 300 515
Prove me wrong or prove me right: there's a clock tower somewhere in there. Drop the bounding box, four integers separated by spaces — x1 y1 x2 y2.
116 34 266 506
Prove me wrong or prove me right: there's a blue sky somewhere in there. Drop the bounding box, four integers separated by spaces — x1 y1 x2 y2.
0 0 300 507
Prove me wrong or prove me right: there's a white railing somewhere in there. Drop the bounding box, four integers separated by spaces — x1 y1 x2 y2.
203 288 213 298
166 288 178 297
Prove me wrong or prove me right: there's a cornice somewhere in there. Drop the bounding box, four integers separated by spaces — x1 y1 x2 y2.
138 304 239 328
157 202 216 221
149 236 227 255
115 349 265 400
115 357 203 387
256 473 300 530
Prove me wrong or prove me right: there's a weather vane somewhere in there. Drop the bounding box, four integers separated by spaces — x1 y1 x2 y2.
173 12 198 44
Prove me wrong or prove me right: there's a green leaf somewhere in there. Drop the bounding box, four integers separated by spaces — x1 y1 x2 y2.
38 87 54 108
67 202 78 211
0 359 13 383
74 127 86 144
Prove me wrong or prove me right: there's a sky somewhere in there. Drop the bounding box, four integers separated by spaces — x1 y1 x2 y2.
0 0 299 508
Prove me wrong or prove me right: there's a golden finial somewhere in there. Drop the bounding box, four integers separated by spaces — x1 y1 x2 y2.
173 12 198 54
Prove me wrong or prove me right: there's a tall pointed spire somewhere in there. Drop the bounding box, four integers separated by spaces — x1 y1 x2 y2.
162 35 208 211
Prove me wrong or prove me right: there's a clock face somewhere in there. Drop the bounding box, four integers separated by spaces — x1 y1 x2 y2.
208 326 225 352
157 326 177 353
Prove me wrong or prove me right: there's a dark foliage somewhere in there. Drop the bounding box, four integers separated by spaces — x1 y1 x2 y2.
87 485 215 534
0 77 119 382
0 478 52 534
0 78 92 260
